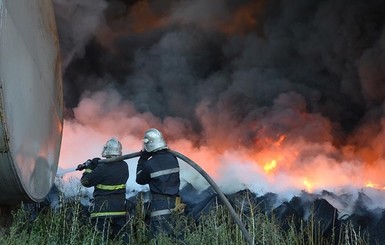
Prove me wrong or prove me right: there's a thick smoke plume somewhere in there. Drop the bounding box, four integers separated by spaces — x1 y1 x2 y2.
54 0 385 213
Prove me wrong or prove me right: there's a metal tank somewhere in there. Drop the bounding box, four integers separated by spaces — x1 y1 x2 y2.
0 0 63 204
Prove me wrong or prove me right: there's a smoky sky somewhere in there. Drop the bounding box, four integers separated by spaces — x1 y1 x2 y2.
53 0 385 151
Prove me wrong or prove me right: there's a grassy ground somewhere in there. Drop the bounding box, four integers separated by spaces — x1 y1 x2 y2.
0 192 368 245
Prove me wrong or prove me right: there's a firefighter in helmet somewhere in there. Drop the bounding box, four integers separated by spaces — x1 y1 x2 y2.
78 137 129 243
136 128 185 240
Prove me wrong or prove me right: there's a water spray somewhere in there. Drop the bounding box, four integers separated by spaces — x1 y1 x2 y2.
100 150 255 245
56 167 78 178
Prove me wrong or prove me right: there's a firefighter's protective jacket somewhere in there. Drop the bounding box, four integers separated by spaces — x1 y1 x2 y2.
136 150 184 237
81 159 128 218
136 149 180 196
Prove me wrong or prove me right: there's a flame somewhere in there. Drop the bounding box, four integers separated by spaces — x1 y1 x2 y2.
303 177 313 192
366 181 385 189
58 90 385 197
366 181 376 188
256 134 287 175
263 159 277 174
274 135 286 147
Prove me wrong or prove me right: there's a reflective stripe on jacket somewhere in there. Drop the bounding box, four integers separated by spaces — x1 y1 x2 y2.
136 150 180 197
81 159 128 218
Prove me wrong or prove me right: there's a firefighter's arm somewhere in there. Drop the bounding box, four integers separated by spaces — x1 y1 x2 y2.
80 159 103 187
138 150 152 164
77 157 100 171
136 162 150 185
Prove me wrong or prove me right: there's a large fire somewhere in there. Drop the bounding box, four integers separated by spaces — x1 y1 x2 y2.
58 90 385 198
56 0 385 212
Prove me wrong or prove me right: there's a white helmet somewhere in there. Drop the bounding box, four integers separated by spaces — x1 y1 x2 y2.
143 128 168 152
101 137 122 158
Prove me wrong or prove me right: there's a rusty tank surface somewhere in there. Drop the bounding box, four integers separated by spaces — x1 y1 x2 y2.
0 0 63 204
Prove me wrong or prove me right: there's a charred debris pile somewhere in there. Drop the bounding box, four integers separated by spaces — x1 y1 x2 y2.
179 183 385 244
30 183 385 244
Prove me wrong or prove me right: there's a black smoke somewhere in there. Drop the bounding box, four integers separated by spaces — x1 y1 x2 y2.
51 3 385 241
53 0 385 151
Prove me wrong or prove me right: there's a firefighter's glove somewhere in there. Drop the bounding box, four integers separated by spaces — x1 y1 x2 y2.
138 150 152 164
76 163 86 171
76 159 92 171
88 157 101 170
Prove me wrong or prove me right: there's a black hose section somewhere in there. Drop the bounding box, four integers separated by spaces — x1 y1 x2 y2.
169 150 255 245
100 150 254 245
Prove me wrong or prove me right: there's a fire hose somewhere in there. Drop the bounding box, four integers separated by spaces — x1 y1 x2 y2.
98 150 255 245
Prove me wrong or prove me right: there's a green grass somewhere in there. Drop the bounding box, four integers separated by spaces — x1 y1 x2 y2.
0 191 369 245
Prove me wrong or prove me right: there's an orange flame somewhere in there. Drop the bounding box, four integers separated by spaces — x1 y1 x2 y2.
274 135 286 147
366 181 376 188
263 159 277 174
303 177 313 192
365 181 385 189
59 90 385 195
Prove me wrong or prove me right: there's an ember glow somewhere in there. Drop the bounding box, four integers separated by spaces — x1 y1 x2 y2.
54 0 385 207
58 90 385 197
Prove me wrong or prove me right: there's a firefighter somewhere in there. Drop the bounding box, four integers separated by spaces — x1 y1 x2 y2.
136 128 185 240
78 137 129 243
